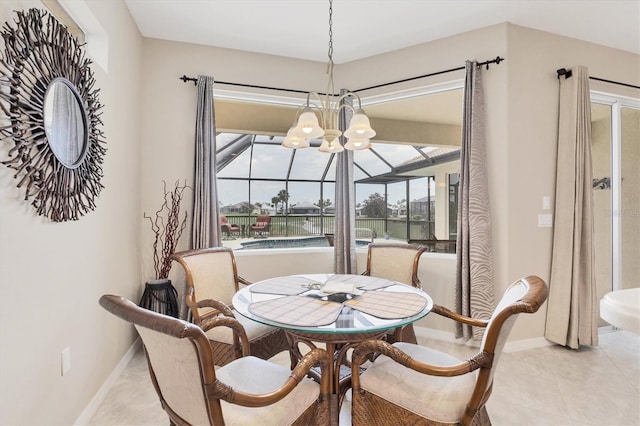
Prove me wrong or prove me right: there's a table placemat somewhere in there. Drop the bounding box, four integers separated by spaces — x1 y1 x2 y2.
327 274 396 291
248 296 344 327
345 291 428 319
249 276 319 295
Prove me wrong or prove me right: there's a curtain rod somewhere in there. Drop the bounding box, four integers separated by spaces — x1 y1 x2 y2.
179 56 504 95
556 68 640 89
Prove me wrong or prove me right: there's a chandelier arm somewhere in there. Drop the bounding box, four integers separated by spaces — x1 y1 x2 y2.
336 103 356 116
336 91 363 110
302 91 329 129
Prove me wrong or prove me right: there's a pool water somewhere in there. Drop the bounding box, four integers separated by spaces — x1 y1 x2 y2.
239 236 371 250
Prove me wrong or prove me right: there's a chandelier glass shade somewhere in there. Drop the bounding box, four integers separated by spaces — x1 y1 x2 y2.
282 0 375 153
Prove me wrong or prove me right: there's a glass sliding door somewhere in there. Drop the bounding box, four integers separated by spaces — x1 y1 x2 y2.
591 102 613 326
591 93 639 328
620 107 639 290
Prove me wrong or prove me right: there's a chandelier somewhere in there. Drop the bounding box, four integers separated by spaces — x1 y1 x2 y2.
281 0 376 153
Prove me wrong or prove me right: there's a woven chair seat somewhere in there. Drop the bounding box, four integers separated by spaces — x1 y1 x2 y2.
217 356 321 424
360 342 477 423
205 310 282 344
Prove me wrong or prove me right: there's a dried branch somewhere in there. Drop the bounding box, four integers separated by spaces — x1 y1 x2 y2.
144 180 190 279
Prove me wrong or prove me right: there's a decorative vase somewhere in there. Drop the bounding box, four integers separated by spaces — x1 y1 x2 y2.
138 278 179 318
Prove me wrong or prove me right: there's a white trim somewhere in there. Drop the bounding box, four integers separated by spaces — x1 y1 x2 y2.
503 337 554 353
611 100 622 291
591 91 640 108
413 326 554 353
212 79 466 109
73 338 142 426
360 79 465 107
57 0 109 72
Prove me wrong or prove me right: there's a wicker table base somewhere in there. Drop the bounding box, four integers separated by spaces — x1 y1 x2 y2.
286 329 387 425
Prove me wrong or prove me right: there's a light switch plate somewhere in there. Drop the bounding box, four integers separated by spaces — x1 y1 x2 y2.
543 196 551 210
61 347 71 376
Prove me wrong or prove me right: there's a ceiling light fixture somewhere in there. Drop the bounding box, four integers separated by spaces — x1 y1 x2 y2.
281 0 375 152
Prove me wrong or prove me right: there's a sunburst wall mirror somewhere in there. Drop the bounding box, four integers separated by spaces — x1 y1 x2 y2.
0 8 105 222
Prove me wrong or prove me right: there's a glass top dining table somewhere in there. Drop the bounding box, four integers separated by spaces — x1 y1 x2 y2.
232 273 434 335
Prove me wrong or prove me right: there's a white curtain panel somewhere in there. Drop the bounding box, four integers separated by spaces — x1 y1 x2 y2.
334 90 357 274
545 66 598 349
455 60 495 341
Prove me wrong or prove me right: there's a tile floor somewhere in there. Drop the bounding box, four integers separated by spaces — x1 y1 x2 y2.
88 330 639 425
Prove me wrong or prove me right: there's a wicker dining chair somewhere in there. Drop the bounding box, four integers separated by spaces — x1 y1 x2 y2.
350 275 549 426
362 243 428 343
99 294 330 426
171 247 289 366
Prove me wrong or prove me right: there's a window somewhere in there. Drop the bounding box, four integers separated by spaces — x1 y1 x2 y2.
216 86 463 249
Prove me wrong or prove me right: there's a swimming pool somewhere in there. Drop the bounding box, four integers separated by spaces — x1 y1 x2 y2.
239 236 371 250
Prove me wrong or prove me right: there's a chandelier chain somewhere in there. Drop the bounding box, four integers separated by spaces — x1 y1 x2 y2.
281 0 375 152
327 0 334 64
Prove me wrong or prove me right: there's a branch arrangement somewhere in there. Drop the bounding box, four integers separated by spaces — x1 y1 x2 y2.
144 180 189 280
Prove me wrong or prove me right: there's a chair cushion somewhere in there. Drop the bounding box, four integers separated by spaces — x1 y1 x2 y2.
217 356 320 425
359 342 477 424
205 310 279 344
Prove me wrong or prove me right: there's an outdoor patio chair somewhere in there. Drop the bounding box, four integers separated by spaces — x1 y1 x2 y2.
350 275 549 426
220 215 240 240
250 215 271 238
362 243 428 344
99 294 330 426
171 247 290 366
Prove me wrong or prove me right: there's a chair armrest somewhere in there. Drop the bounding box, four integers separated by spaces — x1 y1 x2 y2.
199 316 251 358
188 298 235 318
209 347 331 407
237 275 252 286
431 304 489 328
351 340 492 388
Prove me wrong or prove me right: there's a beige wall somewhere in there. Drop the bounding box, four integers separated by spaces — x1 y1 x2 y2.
0 1 143 424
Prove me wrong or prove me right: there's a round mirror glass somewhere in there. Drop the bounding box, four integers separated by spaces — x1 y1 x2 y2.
43 78 89 168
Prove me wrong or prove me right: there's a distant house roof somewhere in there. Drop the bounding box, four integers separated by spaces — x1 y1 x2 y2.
290 201 320 214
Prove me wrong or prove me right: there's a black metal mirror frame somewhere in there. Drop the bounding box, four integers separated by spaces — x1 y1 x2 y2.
0 8 105 222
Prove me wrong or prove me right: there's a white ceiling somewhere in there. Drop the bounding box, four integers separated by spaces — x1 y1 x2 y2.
125 0 640 63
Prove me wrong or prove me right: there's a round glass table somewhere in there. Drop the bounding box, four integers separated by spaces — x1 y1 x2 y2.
232 273 433 423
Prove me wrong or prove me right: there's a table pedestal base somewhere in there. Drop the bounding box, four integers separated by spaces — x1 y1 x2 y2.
285 330 387 425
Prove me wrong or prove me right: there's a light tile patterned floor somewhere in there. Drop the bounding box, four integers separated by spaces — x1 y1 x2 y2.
88 330 639 426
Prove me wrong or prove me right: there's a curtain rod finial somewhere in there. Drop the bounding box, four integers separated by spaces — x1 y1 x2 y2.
556 68 572 79
179 75 198 85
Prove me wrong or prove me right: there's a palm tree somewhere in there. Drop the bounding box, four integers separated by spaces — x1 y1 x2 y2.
276 190 289 215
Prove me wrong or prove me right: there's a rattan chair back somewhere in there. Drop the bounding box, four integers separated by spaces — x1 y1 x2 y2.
171 247 289 366
171 247 240 322
99 294 224 425
364 243 427 288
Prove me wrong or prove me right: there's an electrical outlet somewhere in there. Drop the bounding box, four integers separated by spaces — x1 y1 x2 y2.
61 347 71 376
538 214 553 228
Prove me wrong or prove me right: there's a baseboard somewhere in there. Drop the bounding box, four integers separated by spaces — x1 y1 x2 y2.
503 336 554 352
74 338 142 425
413 326 553 352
